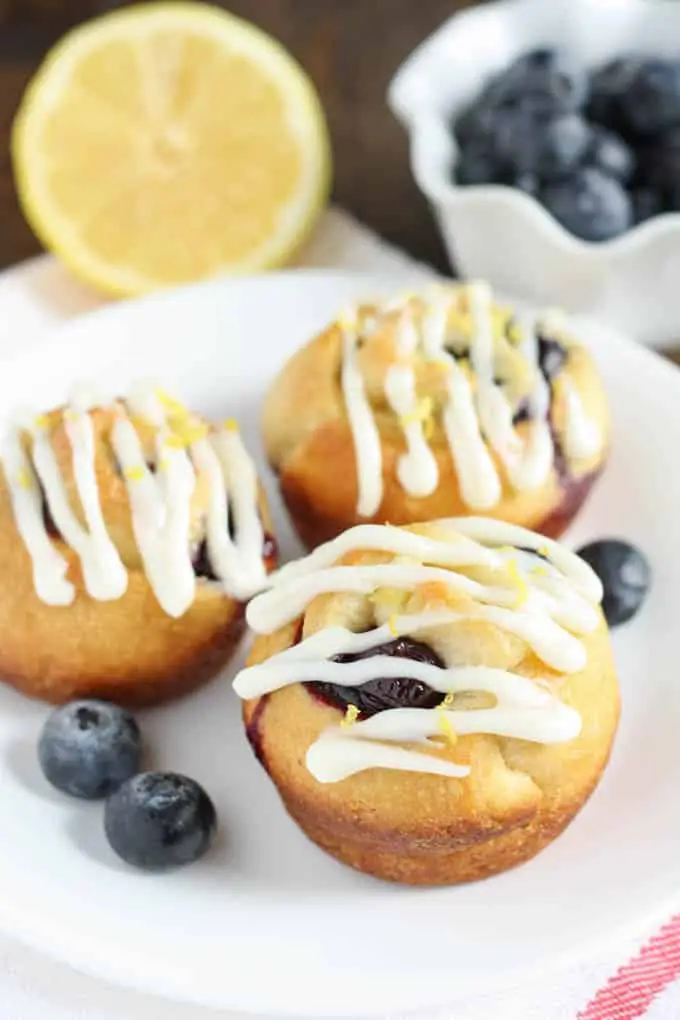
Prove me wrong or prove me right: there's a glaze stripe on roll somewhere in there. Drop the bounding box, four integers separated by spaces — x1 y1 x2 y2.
234 518 602 783
2 385 269 615
339 282 604 517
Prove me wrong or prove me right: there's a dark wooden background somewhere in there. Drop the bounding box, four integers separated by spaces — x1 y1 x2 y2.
0 0 481 274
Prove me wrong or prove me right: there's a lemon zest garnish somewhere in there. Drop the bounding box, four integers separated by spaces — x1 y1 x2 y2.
505 557 529 608
399 396 434 430
34 414 50 430
124 464 145 482
341 704 360 729
63 408 79 422
16 466 33 490
437 712 457 746
438 691 455 710
165 421 209 449
538 545 550 558
222 418 239 433
158 454 170 472
387 614 400 637
531 564 548 577
338 308 358 333
371 587 403 612
156 388 191 421
423 415 435 441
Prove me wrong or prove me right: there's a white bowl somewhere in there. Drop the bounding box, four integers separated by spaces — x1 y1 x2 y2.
388 0 680 349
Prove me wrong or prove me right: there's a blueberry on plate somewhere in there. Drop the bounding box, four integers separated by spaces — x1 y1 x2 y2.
588 57 641 130
490 48 588 113
620 58 680 136
38 700 141 799
104 772 217 870
576 540 651 627
540 166 633 242
586 125 635 183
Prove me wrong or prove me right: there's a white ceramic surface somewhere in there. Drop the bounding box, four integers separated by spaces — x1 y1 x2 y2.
389 0 680 349
0 271 677 1017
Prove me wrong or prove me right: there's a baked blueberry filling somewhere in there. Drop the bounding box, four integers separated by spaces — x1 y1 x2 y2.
513 334 568 425
192 526 277 581
307 636 444 718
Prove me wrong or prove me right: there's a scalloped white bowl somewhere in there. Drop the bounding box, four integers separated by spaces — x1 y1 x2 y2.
389 0 680 349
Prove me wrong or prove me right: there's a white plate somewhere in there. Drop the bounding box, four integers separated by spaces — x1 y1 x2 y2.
0 270 676 1018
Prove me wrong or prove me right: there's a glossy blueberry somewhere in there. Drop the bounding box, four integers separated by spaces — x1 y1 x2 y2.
537 336 568 381
588 57 641 130
540 167 632 241
636 127 680 190
620 58 680 135
455 144 502 186
514 171 540 195
454 92 505 147
492 108 590 178
586 125 635 182
38 700 141 799
631 187 663 224
105 772 217 870
490 48 588 113
308 636 444 718
576 540 650 627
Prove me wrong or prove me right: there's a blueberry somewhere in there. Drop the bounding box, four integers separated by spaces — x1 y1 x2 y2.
636 127 680 190
308 636 444 717
514 171 540 195
455 144 503 186
540 167 632 241
492 108 590 178
104 772 217 870
576 540 651 627
490 48 588 113
38 700 141 800
586 125 635 182
588 57 641 129
454 92 504 147
537 335 568 381
664 187 680 213
631 187 663 224
621 59 680 135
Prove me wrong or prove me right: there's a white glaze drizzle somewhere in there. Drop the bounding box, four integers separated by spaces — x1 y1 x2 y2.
0 431 73 605
110 415 196 617
339 283 604 516
561 377 603 461
32 411 128 601
2 386 269 615
235 519 602 782
339 313 383 517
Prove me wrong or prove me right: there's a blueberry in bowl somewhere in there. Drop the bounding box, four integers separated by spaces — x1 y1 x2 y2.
485 48 588 114
540 167 633 243
38 700 141 799
104 771 217 870
618 58 680 136
450 46 680 242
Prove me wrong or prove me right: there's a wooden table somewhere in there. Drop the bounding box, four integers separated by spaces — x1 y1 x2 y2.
0 0 479 275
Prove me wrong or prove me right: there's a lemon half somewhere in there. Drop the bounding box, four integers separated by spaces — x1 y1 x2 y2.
12 2 331 296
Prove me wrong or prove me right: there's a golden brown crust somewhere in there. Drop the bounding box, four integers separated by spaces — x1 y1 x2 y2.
241 522 620 885
262 304 610 548
0 405 277 706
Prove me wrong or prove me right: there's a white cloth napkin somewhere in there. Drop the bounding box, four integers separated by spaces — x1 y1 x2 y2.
0 207 673 1020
